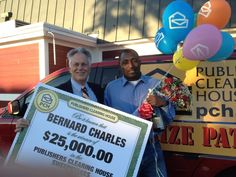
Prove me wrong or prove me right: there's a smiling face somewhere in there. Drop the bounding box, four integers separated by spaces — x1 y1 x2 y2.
119 50 141 81
69 53 90 86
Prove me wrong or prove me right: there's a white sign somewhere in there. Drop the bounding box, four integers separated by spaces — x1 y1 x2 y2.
6 83 152 177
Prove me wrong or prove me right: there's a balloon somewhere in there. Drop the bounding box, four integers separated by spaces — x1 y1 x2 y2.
183 24 222 60
208 32 235 62
162 0 194 42
173 48 200 71
154 28 178 54
197 0 231 29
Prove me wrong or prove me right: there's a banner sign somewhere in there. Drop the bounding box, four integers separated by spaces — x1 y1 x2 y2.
6 83 152 177
160 122 236 157
141 59 236 158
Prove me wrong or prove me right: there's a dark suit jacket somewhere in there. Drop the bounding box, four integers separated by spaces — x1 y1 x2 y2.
57 80 104 104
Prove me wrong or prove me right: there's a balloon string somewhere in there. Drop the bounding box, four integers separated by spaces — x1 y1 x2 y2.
149 56 181 93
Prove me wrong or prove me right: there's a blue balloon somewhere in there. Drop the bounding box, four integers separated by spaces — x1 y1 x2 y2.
154 27 178 54
208 32 235 62
162 0 194 43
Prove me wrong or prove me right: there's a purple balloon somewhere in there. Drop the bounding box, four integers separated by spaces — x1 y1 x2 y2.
183 24 222 60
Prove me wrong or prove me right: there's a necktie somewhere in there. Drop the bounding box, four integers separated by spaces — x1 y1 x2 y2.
81 87 89 99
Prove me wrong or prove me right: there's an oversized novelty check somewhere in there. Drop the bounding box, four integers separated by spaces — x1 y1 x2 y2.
6 83 152 177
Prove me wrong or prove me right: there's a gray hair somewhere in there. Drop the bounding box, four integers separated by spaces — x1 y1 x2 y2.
67 47 92 67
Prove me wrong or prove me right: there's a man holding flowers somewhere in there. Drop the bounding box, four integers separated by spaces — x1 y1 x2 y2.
104 49 175 177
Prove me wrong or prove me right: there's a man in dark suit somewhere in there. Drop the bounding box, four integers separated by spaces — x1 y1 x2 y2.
56 47 103 103
15 47 103 132
57 80 103 103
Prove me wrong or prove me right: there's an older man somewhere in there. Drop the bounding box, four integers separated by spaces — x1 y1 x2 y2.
57 47 103 102
15 47 103 132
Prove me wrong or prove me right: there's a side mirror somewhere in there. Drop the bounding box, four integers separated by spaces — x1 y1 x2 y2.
7 100 20 115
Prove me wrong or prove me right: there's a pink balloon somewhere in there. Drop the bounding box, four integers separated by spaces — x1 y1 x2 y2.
183 24 222 60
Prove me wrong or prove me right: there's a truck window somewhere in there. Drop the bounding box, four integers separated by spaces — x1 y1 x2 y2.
100 67 121 88
88 68 96 83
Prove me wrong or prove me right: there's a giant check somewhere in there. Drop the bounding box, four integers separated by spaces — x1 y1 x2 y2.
6 83 152 177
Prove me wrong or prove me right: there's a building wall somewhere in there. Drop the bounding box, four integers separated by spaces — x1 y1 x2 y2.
0 43 39 93
48 43 72 73
0 43 39 107
0 0 235 42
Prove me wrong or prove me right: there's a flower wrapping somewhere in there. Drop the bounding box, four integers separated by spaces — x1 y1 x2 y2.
158 76 191 110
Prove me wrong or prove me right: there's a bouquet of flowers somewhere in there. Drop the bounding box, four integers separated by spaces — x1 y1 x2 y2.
138 76 191 120
159 76 192 110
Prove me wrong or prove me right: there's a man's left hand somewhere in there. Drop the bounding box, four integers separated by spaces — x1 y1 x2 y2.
146 94 167 107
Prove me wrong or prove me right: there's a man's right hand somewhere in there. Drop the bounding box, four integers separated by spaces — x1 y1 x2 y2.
15 119 29 132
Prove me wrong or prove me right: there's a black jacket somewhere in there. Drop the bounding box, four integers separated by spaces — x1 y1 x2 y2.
57 80 104 104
